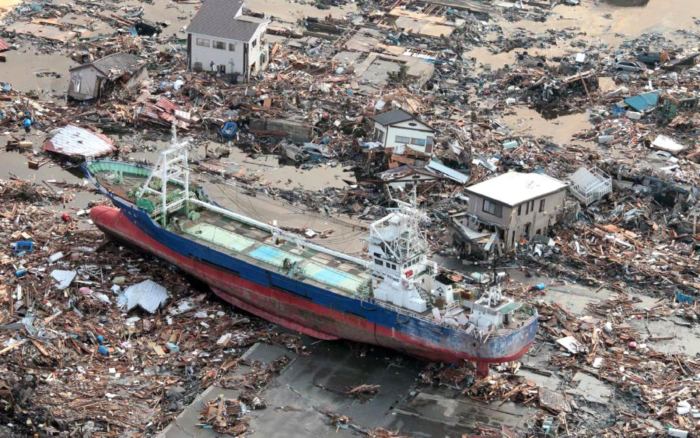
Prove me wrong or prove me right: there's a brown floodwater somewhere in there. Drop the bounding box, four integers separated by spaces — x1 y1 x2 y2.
501 106 593 147
1 47 75 94
468 0 698 71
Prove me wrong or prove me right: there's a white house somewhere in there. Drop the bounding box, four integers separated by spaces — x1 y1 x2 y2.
186 0 269 80
371 109 436 156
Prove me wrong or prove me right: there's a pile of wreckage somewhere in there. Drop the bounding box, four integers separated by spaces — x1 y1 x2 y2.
0 177 302 436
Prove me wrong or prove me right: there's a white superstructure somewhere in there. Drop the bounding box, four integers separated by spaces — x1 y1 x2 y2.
368 198 456 313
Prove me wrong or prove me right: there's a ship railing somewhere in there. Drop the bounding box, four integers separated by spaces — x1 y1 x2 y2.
362 297 460 329
363 297 527 343
188 198 371 269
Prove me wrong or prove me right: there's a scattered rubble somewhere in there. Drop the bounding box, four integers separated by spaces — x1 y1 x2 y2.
1 0 699 435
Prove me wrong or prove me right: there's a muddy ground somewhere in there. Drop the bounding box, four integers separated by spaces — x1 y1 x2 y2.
1 0 699 436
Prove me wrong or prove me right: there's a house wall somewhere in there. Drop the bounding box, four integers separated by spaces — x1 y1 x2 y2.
392 119 432 131
188 23 268 77
466 195 512 229
189 32 246 75
247 24 269 74
385 126 435 155
68 66 103 101
374 124 387 145
466 189 566 249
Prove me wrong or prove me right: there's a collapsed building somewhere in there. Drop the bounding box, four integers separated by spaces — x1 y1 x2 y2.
67 52 147 102
370 109 436 168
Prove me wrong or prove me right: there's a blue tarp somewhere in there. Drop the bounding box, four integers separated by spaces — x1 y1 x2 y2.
624 91 660 112
219 121 238 140
676 290 695 304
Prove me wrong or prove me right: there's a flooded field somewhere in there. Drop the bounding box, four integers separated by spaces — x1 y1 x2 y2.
502 106 593 148
551 0 698 44
0 0 20 16
2 46 75 94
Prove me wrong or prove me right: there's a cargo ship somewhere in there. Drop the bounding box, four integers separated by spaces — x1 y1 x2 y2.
84 136 537 376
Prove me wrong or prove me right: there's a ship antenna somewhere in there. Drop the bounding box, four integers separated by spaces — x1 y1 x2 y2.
171 120 177 144
411 182 417 208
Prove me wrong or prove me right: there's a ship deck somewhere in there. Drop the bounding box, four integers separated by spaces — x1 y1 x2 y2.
177 208 373 298
89 162 374 299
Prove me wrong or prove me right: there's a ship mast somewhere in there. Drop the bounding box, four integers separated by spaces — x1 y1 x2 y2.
368 186 433 312
136 124 190 226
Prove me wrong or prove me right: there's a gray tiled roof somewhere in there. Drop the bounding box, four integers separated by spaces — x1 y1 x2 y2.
71 52 144 79
187 0 262 42
371 109 415 126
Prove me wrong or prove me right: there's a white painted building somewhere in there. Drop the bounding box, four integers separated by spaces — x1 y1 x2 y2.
371 109 436 156
186 0 269 80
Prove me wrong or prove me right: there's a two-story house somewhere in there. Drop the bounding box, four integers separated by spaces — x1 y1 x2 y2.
186 0 269 80
463 172 567 250
371 109 436 167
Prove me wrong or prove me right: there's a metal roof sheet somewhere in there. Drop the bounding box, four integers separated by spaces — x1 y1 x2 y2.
43 125 115 158
624 90 660 112
426 159 469 184
465 172 566 206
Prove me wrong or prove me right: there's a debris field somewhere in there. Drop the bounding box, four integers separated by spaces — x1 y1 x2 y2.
1 0 699 436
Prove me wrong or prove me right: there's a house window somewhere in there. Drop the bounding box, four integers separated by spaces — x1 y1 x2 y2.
539 199 545 212
196 38 210 47
228 43 236 51
213 41 226 50
410 138 426 147
482 199 502 218
530 200 535 212
252 39 257 47
374 259 383 266
525 202 529 214
395 135 411 144
517 205 522 216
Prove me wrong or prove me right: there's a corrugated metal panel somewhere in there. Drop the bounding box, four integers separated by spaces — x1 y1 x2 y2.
624 90 660 112
0 38 10 52
426 159 469 184
155 97 178 113
43 125 115 158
